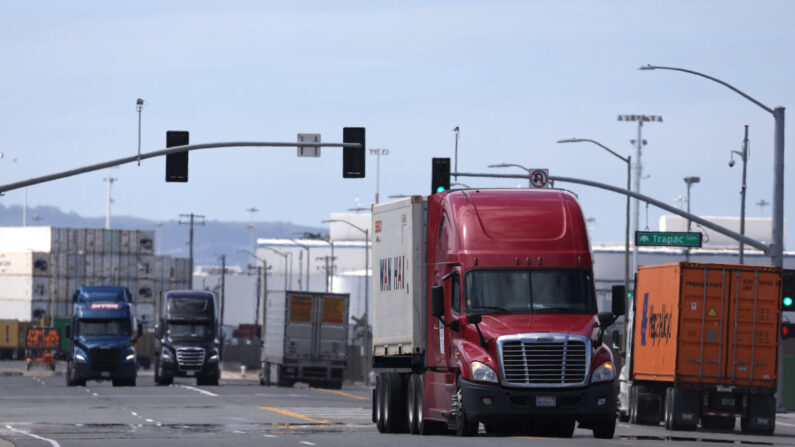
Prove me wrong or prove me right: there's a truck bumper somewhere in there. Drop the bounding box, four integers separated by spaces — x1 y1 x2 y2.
74 362 137 381
161 358 220 378
461 379 617 424
280 361 345 384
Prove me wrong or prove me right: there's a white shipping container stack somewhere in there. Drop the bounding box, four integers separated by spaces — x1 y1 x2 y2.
0 227 190 322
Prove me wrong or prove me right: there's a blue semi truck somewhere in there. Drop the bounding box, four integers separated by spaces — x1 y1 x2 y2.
65 286 141 387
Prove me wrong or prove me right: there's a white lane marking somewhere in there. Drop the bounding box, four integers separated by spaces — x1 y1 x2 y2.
131 411 138 417
233 430 245 434
4 424 61 447
619 423 631 428
300 442 315 446
264 434 278 438
145 419 154 423
179 385 219 397
92 393 98 397
777 421 795 427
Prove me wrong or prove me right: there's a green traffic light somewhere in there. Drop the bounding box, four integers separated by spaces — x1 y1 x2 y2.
627 292 632 298
784 296 793 307
435 186 446 193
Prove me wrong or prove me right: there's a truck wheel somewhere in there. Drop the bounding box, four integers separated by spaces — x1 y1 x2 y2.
407 374 418 434
260 362 271 386
454 380 478 436
628 385 638 424
66 362 75 387
383 373 408 433
741 394 776 435
375 375 386 433
592 417 616 439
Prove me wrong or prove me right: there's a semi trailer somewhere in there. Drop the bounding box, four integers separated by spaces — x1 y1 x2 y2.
371 191 622 438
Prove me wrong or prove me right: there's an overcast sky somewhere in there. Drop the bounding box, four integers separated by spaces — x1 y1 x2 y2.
0 1 793 249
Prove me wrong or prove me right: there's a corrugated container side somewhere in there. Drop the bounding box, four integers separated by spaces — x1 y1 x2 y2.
371 197 426 355
138 255 154 279
318 293 350 361
77 229 87 252
94 229 105 254
110 230 121 253
136 279 155 303
0 320 21 348
67 253 86 277
0 252 40 276
85 229 97 253
135 303 155 325
120 231 132 254
263 291 287 364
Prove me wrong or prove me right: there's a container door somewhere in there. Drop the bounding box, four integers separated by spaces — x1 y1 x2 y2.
285 294 314 361
726 268 780 386
677 265 730 382
317 295 348 361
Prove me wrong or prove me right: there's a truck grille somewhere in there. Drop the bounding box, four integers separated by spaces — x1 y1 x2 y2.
90 347 120 371
498 334 589 388
176 347 205 369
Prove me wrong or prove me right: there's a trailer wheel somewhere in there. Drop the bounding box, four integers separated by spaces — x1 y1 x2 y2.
375 374 386 433
628 385 638 424
383 373 408 433
407 374 418 434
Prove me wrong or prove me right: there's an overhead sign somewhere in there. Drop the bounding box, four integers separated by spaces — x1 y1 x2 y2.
530 169 549 189
297 133 321 157
636 231 702 248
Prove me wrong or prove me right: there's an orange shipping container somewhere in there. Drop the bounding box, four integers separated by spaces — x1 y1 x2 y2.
632 263 780 388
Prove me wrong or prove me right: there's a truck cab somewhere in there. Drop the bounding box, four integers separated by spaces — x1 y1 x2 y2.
154 290 221 386
372 190 624 438
65 286 141 387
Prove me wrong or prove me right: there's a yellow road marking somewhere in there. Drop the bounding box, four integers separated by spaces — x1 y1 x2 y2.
259 407 331 424
309 387 367 401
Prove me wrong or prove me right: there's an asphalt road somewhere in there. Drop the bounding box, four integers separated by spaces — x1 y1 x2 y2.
1 362 794 447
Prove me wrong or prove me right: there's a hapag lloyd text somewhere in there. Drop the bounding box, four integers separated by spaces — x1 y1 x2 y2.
379 256 406 291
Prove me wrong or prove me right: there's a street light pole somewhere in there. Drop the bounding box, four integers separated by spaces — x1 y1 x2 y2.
640 64 784 269
487 163 532 187
262 246 289 291
730 126 750 264
683 176 701 261
369 149 388 204
557 138 632 305
288 238 311 291
234 249 269 337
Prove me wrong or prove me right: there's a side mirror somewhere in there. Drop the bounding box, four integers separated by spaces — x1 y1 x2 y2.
72 292 79 303
65 325 71 339
468 313 482 325
598 312 616 330
611 285 626 316
431 286 444 318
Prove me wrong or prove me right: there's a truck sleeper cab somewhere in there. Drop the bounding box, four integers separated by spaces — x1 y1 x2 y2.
371 190 623 438
65 286 141 387
154 291 221 386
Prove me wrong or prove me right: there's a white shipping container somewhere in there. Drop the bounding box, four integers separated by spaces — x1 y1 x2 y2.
67 278 82 300
0 299 33 321
66 228 78 252
54 253 68 277
120 231 132 254
85 229 98 253
371 196 427 355
135 303 155 325
136 279 155 303
0 227 62 253
0 252 51 276
94 229 105 254
67 253 86 277
111 230 121 253
137 230 155 255
77 229 88 252
57 278 67 302
58 228 69 253
137 255 155 279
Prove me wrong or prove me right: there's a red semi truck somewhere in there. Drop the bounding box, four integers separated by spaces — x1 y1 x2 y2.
370 190 624 437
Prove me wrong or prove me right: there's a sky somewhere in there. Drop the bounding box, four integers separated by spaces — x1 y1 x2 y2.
0 1 793 250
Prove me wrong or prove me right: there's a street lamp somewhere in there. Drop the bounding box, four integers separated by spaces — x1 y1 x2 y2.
369 148 389 204
488 163 533 187
557 138 632 302
261 246 289 292
322 218 370 385
287 238 311 291
235 249 269 332
640 64 785 269
729 126 750 264
683 176 701 262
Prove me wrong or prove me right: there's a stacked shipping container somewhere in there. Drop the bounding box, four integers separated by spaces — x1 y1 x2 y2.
0 227 190 324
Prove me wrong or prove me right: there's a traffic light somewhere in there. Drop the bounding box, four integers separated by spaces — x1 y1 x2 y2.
431 157 450 194
165 131 189 182
782 322 794 340
783 269 794 309
342 127 365 178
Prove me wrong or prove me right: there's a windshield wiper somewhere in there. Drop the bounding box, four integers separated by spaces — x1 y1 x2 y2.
470 305 512 314
533 307 579 314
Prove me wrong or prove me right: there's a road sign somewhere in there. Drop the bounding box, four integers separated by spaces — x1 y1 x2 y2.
297 133 321 157
530 169 549 188
635 231 702 247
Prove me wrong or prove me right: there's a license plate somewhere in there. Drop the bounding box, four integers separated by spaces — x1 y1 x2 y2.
536 396 556 408
185 370 194 377
101 371 110 378
721 397 735 406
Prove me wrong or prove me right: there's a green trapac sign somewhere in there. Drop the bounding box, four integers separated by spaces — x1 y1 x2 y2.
635 231 702 248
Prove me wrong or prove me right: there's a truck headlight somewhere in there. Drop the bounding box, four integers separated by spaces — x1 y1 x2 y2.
161 348 174 362
470 361 498 383
208 349 219 362
591 362 615 383
125 353 135 362
74 353 86 362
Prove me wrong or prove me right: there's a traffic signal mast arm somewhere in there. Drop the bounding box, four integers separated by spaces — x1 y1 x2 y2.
0 140 363 195
451 170 770 254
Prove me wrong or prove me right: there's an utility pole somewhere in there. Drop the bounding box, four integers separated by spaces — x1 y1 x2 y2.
179 213 206 286
220 254 226 327
136 98 144 166
453 126 460 180
254 265 262 327
730 126 750 264
104 168 117 229
756 199 770 217
246 206 258 258
683 176 701 261
369 149 388 204
619 114 663 274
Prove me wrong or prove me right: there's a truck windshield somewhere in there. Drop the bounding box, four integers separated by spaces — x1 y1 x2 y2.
77 319 132 336
167 322 213 341
465 269 596 315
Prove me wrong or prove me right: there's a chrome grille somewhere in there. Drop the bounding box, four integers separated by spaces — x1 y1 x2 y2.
498 334 589 388
90 347 120 371
176 347 205 369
